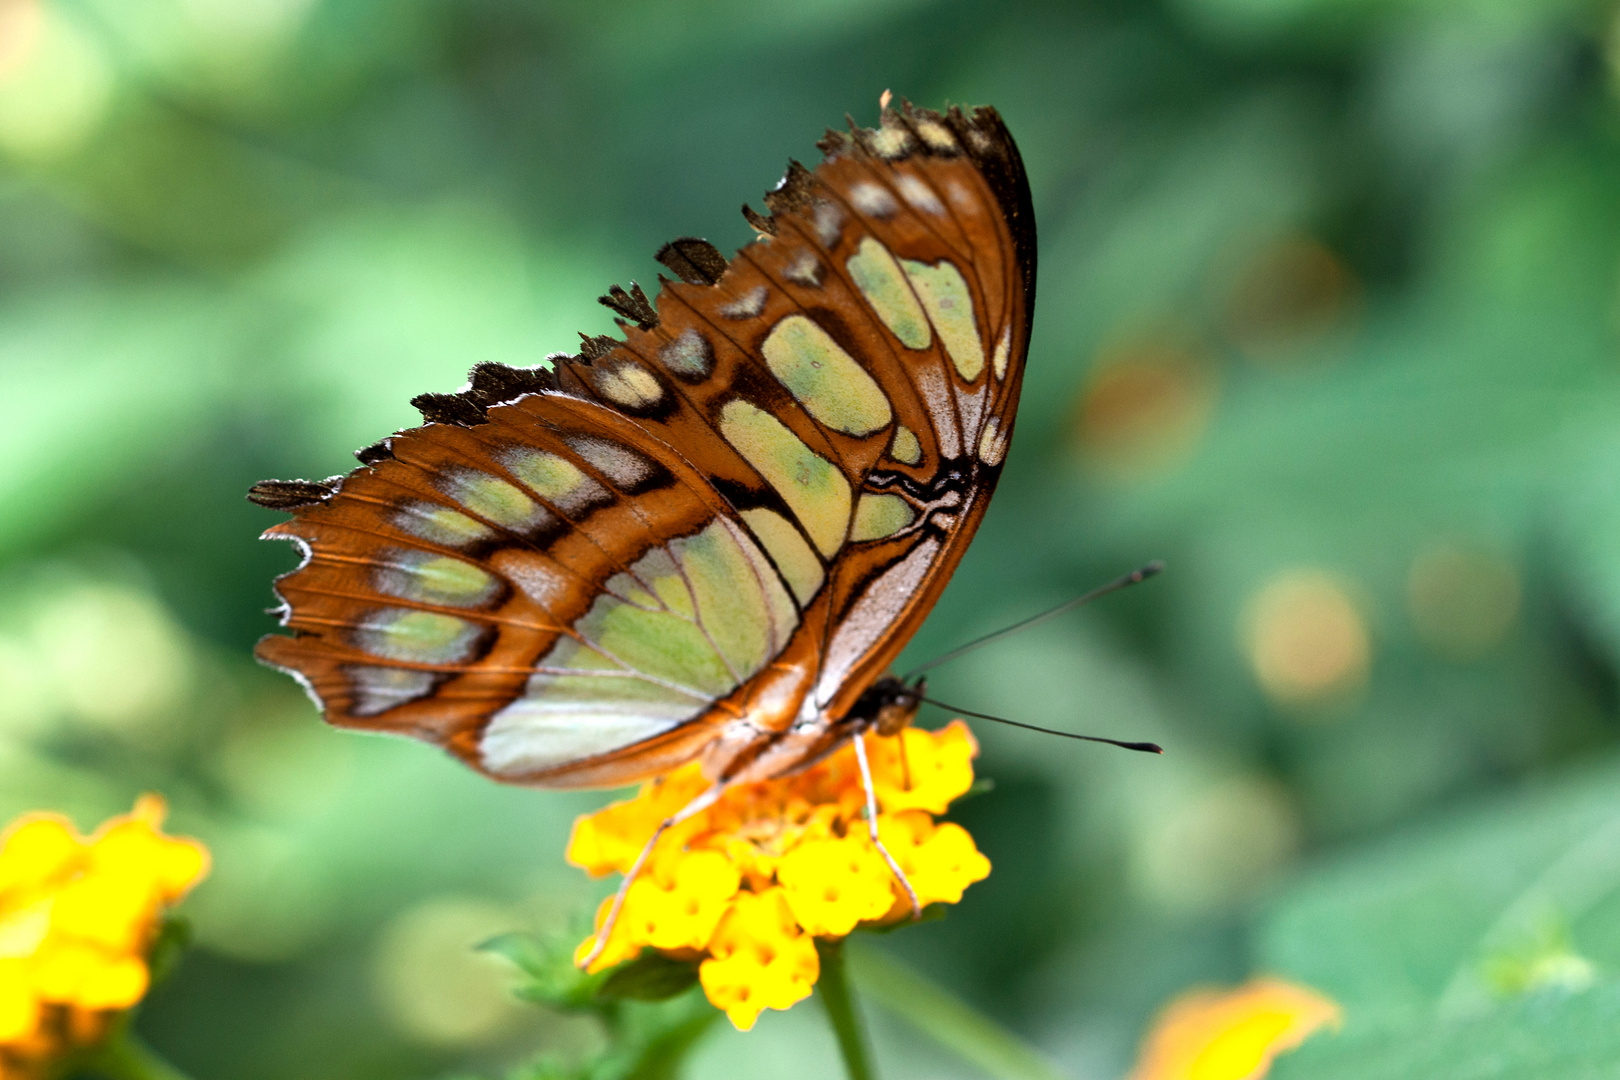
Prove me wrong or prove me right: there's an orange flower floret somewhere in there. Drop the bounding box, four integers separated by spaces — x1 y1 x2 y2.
567 722 990 1029
0 796 209 1073
699 888 819 1030
1128 977 1341 1080
864 722 979 814
777 835 896 937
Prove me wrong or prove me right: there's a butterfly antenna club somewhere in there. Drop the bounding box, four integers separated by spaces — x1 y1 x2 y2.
907 692 1162 754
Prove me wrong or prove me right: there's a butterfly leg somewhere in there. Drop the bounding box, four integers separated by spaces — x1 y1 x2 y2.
577 781 728 970
851 731 922 918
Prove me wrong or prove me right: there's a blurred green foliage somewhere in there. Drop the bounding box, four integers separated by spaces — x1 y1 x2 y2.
6 0 1620 1076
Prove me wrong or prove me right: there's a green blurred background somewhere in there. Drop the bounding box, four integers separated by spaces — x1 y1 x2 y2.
5 0 1620 1076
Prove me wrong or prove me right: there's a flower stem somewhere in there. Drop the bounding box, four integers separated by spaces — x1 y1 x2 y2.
817 938 878 1080
79 1028 195 1080
846 944 1066 1080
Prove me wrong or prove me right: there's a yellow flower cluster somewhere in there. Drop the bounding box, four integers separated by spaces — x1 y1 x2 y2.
0 796 208 1077
1128 977 1341 1080
569 723 990 1030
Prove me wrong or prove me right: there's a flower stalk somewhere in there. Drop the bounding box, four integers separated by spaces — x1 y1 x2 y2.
816 938 876 1080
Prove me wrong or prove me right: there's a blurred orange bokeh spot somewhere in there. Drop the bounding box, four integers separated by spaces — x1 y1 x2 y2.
1129 977 1340 1080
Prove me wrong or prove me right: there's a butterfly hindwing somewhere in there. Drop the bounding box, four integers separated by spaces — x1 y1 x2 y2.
258 395 803 786
254 102 1034 786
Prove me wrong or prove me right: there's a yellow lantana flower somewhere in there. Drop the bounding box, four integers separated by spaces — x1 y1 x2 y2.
1129 977 1341 1080
0 795 209 1076
568 722 990 1030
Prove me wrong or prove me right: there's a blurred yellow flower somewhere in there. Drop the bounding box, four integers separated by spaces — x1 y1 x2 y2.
1129 977 1340 1080
569 722 990 1030
0 795 208 1076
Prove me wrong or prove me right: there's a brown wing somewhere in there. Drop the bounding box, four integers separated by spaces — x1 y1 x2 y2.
252 102 1035 787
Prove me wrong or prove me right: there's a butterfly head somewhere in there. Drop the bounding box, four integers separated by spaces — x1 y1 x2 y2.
849 674 925 738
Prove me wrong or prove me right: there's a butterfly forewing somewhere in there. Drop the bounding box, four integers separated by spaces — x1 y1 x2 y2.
254 102 1034 787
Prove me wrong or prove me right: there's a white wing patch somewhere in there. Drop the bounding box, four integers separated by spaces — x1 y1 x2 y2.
813 538 940 710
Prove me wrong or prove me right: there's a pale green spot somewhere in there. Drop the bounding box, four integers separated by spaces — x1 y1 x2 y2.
502 448 605 513
396 503 495 548
604 571 661 610
671 523 772 678
741 508 825 606
542 636 621 672
978 416 1008 466
577 594 735 697
566 436 652 488
847 237 930 350
992 325 1011 380
660 328 712 378
762 315 892 437
851 183 898 217
851 494 916 542
443 470 547 530
376 551 498 607
633 547 695 619
890 425 922 466
482 633 706 775
730 519 800 641
902 257 984 381
719 400 852 557
357 609 481 663
914 118 957 152
480 685 699 775
348 665 435 716
897 174 944 215
476 513 813 777
868 126 912 159
596 362 663 408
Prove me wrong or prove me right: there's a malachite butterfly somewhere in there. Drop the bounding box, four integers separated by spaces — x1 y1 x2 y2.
250 100 1034 792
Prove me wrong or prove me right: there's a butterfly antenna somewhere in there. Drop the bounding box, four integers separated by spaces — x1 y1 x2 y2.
902 561 1164 680
909 693 1162 754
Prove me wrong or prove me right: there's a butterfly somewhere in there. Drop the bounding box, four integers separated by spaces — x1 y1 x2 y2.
250 100 1034 805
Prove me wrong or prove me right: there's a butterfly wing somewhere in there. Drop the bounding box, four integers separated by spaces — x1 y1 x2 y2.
253 102 1034 787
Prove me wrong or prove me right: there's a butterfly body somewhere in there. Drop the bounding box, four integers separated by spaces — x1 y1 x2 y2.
252 102 1035 790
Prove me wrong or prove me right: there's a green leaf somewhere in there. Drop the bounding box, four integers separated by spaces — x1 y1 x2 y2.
1270 980 1620 1080
480 931 607 1012
1252 753 1620 1080
596 952 701 1002
1258 752 1620 1022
